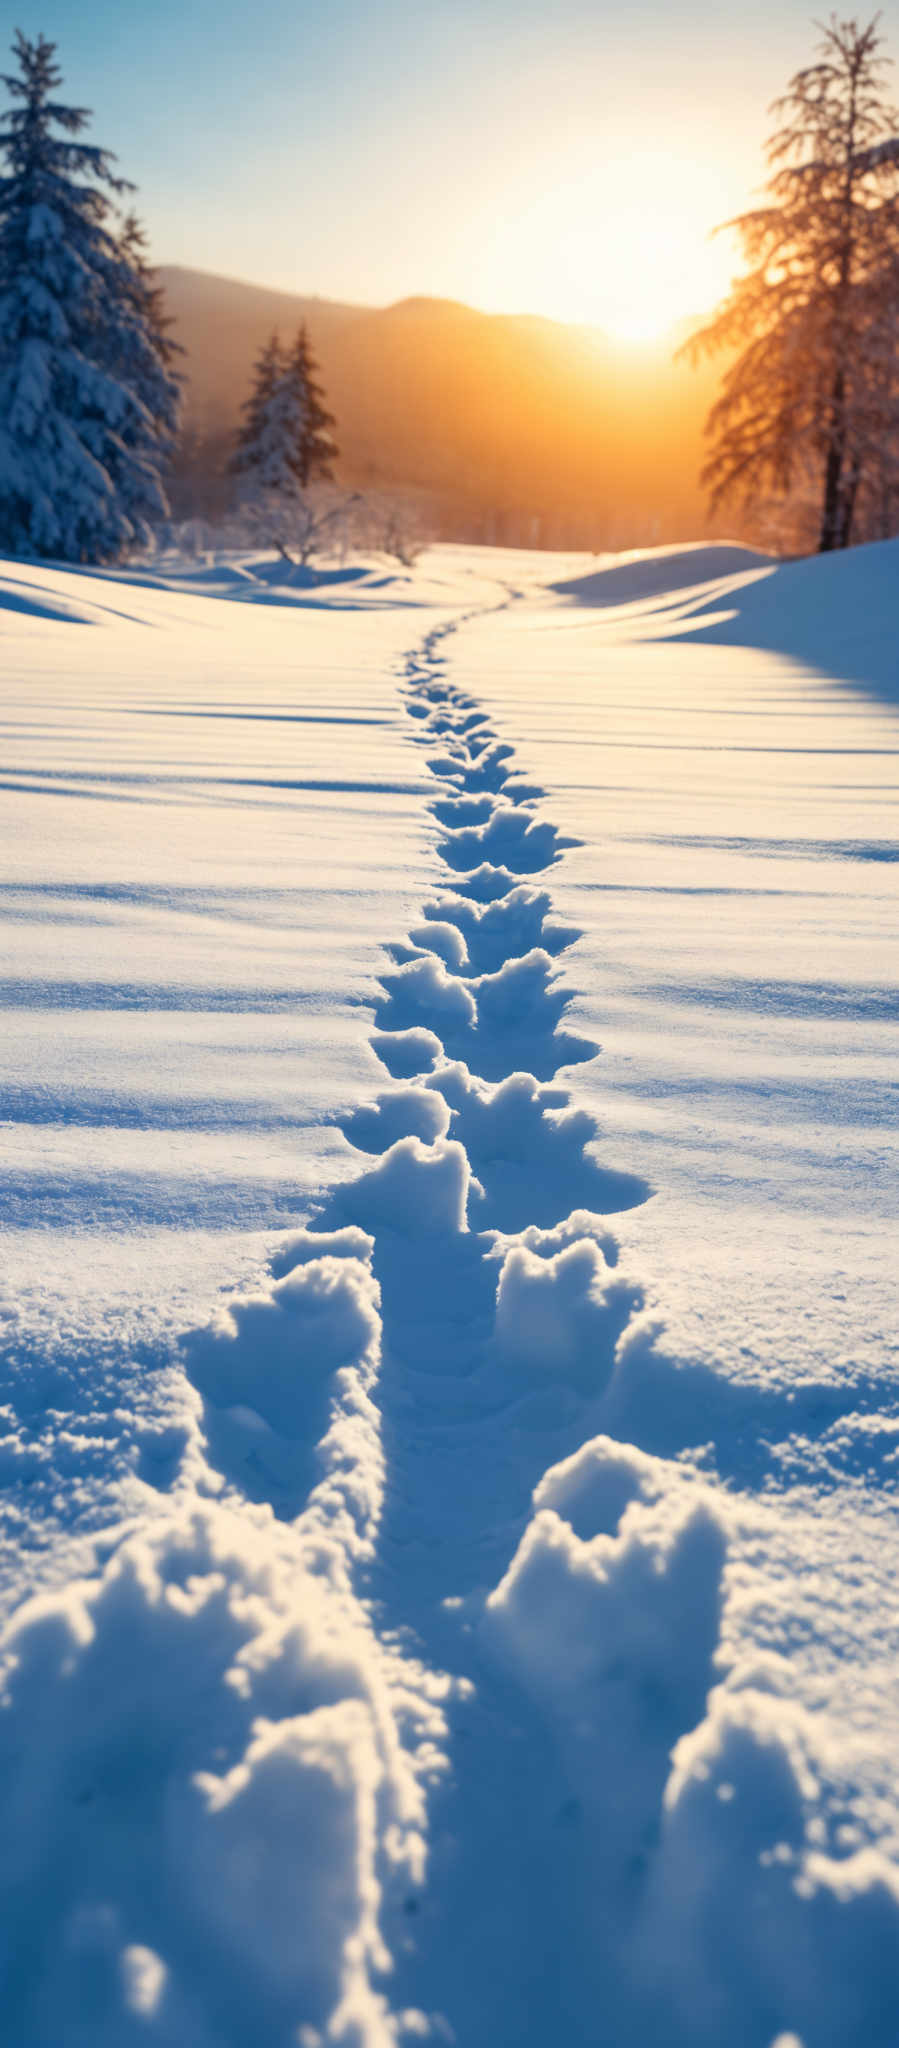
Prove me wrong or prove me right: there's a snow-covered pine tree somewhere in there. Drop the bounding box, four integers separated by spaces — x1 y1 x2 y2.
229 333 306 498
0 31 180 562
102 212 182 533
683 16 899 552
287 324 338 488
229 327 342 561
230 326 338 497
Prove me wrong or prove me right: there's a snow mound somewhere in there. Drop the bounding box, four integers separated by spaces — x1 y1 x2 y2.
533 1430 661 1539
271 1223 375 1279
643 1684 899 2046
375 955 476 1035
673 533 899 700
493 1239 636 1391
340 1083 451 1154
453 862 520 902
552 541 773 610
406 919 469 970
0 1500 445 2048
486 1448 725 1709
484 1442 727 1902
334 1135 476 1238
186 1251 381 1524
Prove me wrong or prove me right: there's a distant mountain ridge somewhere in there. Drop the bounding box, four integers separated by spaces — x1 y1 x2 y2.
159 263 728 548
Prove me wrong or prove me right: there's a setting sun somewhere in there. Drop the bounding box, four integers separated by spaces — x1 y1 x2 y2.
477 150 738 341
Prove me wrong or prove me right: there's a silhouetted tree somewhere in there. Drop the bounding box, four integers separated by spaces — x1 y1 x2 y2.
0 31 180 560
288 324 338 486
684 16 899 552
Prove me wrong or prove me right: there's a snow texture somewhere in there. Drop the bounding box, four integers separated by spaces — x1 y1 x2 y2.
0 538 898 2044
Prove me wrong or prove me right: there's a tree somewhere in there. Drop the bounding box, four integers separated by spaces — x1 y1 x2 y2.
105 213 182 529
287 324 338 488
0 31 180 562
684 16 899 552
229 326 340 561
229 333 305 501
230 327 338 496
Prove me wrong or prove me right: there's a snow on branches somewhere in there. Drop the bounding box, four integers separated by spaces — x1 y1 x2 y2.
230 327 340 562
684 16 899 552
0 32 181 563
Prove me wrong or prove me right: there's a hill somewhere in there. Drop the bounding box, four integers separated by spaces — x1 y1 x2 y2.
160 264 729 548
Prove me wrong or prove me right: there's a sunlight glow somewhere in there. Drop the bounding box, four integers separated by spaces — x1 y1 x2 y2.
480 150 738 342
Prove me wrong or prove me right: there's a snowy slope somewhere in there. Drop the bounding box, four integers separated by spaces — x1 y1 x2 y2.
0 541 897 2046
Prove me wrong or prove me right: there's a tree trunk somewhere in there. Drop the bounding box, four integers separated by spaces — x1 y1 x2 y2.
818 369 847 552
839 454 862 548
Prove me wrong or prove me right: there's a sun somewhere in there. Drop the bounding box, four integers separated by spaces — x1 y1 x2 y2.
480 149 737 343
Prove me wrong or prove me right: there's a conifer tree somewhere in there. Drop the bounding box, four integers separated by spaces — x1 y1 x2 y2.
229 334 304 497
108 212 182 519
0 31 180 562
684 16 899 551
230 326 338 500
288 324 338 487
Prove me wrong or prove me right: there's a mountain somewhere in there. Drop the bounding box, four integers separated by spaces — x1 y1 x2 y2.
159 264 729 548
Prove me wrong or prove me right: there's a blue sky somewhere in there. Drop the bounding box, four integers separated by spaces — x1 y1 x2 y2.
10 2 899 330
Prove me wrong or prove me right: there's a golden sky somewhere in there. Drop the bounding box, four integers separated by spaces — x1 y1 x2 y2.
31 0 899 340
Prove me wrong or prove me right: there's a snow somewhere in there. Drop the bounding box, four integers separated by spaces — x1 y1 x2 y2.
1 537 898 2044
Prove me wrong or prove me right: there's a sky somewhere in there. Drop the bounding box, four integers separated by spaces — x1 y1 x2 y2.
13 0 899 338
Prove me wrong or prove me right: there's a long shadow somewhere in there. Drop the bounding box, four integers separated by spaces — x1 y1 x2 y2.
639 975 899 1021
0 977 330 1011
551 545 773 612
556 537 899 713
0 1164 314 1232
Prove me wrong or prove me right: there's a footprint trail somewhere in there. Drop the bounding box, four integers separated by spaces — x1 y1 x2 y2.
139 603 663 2044
6 604 899 2048
292 612 682 2040
89 609 799 2046
327 616 651 1597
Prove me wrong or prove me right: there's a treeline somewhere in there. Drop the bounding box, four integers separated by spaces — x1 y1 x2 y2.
2 21 899 564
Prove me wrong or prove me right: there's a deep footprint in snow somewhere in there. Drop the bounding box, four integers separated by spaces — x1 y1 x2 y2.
422 886 579 973
437 804 573 875
374 946 598 1081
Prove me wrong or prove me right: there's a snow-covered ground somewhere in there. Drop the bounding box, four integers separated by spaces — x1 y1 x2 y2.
1 538 897 2045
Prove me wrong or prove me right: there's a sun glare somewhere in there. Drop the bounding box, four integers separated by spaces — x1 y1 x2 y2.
482 150 737 343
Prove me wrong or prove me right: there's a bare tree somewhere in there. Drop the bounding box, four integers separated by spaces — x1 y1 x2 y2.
683 16 899 551
233 484 361 569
